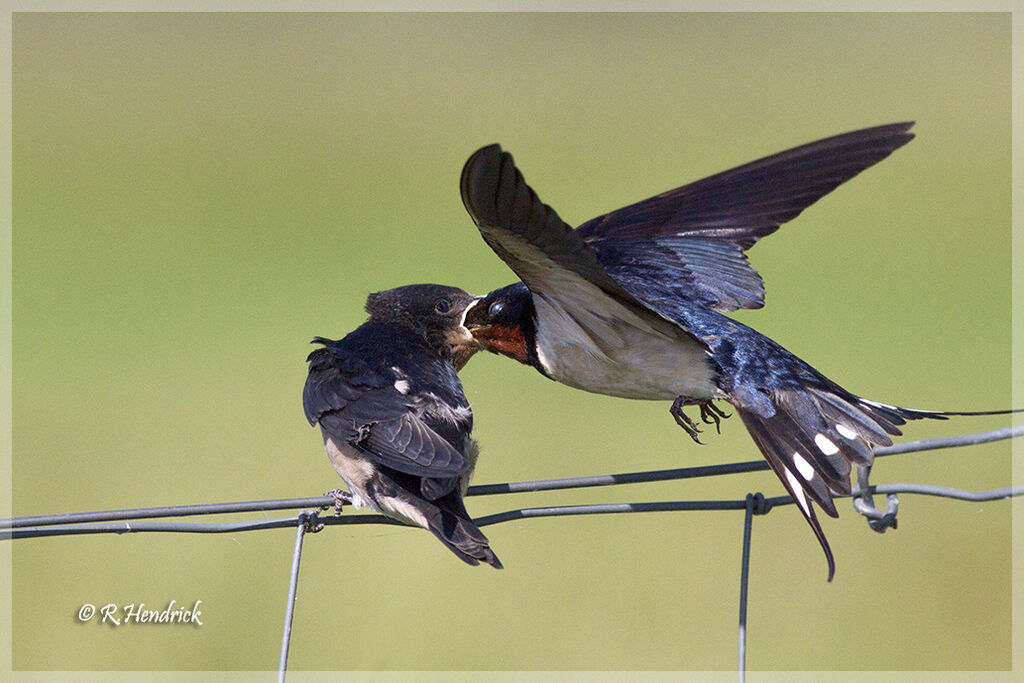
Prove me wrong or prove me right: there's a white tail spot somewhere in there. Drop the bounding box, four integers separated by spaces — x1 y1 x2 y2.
792 452 816 481
835 424 858 440
815 433 839 456
394 379 411 394
783 466 811 515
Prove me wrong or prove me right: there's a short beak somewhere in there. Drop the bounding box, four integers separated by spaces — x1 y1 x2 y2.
449 299 485 371
461 297 487 334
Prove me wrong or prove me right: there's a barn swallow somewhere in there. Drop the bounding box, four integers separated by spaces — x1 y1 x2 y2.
459 123 1019 579
303 284 501 568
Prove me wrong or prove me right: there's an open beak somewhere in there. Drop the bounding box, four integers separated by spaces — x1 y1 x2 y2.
460 297 491 339
458 298 530 365
449 297 486 370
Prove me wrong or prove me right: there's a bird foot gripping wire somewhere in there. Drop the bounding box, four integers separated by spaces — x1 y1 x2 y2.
320 489 353 518
852 465 899 533
671 398 731 444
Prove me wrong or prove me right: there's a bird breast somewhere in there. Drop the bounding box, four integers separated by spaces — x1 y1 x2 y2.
532 296 718 401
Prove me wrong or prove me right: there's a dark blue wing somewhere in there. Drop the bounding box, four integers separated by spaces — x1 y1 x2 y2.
461 143 635 298
303 342 469 478
461 143 706 348
303 344 394 425
590 236 767 313
576 122 915 312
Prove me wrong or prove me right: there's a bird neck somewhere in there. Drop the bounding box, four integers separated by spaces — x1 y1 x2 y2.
479 291 549 378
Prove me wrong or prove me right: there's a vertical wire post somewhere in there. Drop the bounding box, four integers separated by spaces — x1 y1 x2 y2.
278 511 312 683
737 493 756 683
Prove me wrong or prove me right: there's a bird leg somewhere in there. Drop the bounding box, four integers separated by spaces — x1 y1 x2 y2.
699 401 731 434
670 397 704 444
322 488 352 517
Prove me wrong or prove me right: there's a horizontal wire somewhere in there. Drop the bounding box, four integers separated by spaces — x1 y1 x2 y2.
4 484 1020 540
468 424 1023 495
3 425 1020 538
866 483 1020 501
4 497 333 530
871 425 1022 455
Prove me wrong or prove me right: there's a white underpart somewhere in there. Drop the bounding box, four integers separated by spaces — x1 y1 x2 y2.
532 292 715 400
375 494 430 529
324 437 377 512
783 466 811 515
325 437 430 529
792 452 816 481
835 424 858 440
814 433 839 456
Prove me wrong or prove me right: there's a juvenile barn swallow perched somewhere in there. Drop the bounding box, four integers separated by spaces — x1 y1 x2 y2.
459 123 1018 579
303 284 501 568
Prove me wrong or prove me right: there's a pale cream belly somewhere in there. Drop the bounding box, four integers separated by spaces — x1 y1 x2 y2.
324 435 479 529
324 437 429 528
535 323 718 401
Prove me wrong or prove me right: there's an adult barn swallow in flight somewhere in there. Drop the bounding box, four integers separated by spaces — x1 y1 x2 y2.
303 284 501 568
460 123 1017 579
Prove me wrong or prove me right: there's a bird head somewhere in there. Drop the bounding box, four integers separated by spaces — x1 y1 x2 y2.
364 284 481 369
462 282 534 366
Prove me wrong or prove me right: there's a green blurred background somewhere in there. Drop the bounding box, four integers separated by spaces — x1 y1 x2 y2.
10 12 1014 676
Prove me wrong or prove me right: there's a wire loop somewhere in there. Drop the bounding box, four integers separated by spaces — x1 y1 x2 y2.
852 465 900 533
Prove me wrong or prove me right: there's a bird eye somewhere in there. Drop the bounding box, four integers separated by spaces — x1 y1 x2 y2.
488 300 504 318
434 298 452 315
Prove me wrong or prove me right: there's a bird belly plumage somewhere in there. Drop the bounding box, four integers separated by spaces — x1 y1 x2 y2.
324 437 430 528
373 492 432 529
532 299 718 401
324 438 377 509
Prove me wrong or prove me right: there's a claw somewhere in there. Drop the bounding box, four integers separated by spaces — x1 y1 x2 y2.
699 401 731 434
670 397 705 444
322 488 352 517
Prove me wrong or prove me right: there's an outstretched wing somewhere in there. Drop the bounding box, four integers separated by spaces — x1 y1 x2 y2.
461 144 704 349
576 122 915 312
304 345 469 478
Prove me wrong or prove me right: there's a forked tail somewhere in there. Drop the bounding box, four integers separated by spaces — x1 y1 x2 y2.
424 492 503 569
734 387 1020 581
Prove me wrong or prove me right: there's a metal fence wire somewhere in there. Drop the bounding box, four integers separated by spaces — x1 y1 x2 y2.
3 425 1021 681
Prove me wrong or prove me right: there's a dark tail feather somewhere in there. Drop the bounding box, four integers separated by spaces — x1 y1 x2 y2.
425 494 503 569
737 405 837 581
853 399 1023 431
735 387 1021 582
